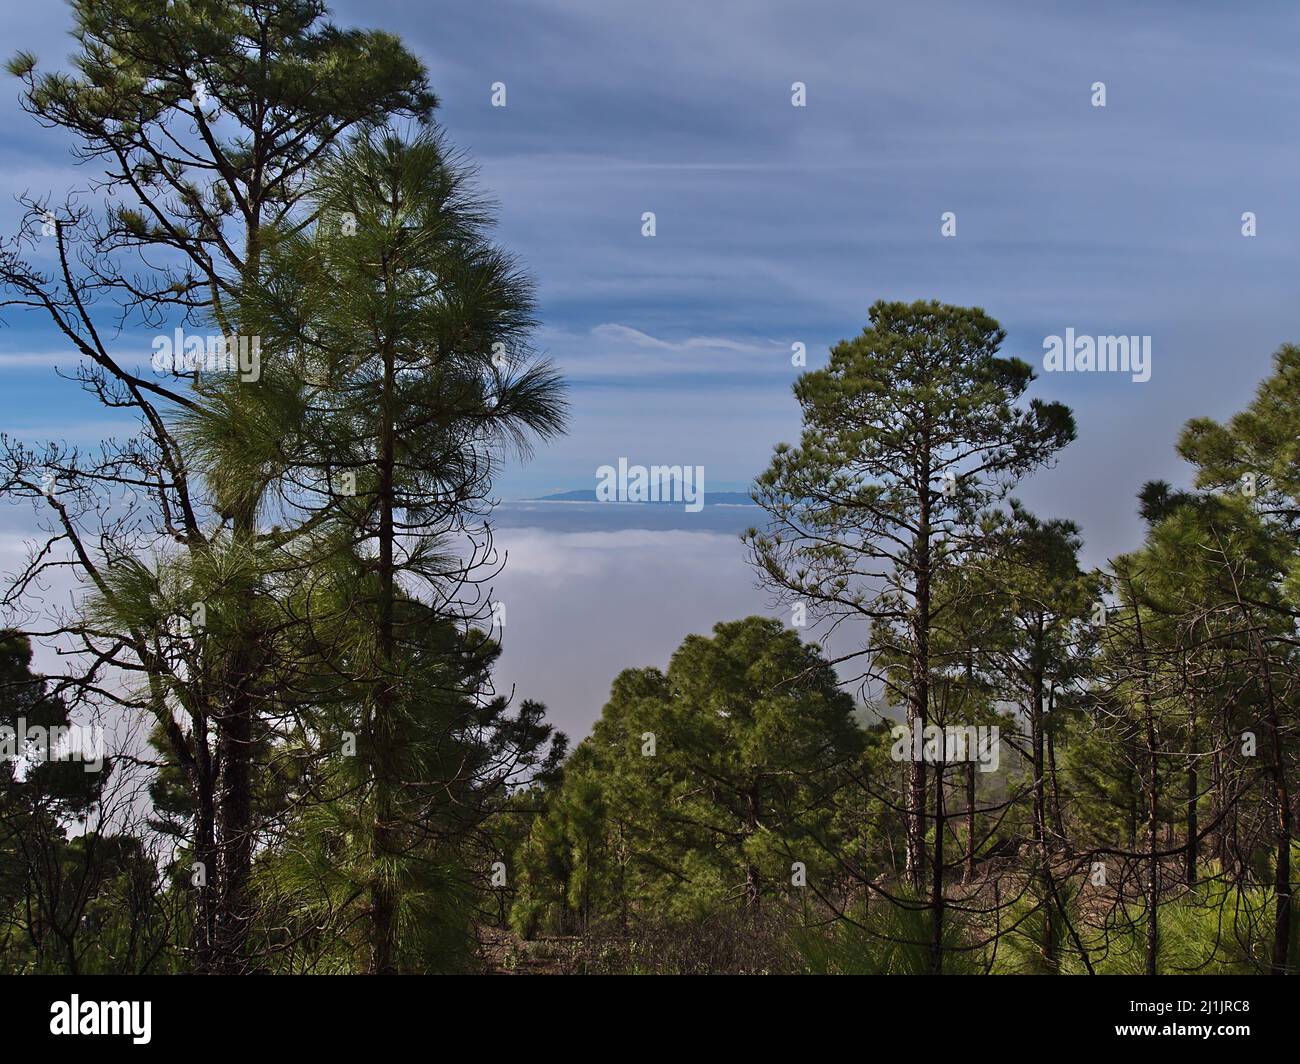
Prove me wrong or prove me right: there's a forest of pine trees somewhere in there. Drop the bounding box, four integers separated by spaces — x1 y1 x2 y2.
0 1 1296 978
503 307 1300 977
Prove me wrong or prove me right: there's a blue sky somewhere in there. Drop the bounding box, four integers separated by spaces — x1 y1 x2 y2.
6 1 1300 549
4 1 1300 734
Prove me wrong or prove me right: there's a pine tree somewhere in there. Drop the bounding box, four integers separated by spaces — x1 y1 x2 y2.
193 128 567 972
2 0 436 972
514 618 862 930
745 300 1075 969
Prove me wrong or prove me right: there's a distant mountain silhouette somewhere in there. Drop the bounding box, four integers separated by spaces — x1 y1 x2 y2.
535 488 757 506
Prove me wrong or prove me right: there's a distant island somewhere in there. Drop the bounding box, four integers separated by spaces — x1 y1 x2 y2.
534 488 759 506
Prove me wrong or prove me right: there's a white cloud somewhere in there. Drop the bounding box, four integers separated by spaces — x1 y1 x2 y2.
489 526 773 738
0 351 79 369
539 322 789 382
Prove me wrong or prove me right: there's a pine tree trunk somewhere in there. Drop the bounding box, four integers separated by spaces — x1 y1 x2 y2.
209 217 268 974
212 503 259 974
1256 639 1292 975
1031 638 1056 973
1126 729 1139 851
193 769 217 971
1135 611 1159 976
1185 710 1198 887
370 335 399 974
1145 739 1159 977
929 764 945 974
744 784 762 909
1210 738 1224 871
1047 725 1065 841
907 458 932 892
964 759 976 884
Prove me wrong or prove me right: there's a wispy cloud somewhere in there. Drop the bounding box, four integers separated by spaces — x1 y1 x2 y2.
541 322 790 383
0 351 81 369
